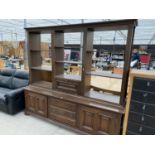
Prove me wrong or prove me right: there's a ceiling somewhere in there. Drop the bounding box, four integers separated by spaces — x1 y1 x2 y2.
0 19 155 45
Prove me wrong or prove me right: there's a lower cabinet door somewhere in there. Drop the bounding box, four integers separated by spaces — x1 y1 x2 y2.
25 91 36 113
35 94 47 117
25 91 47 117
78 106 96 134
78 106 122 135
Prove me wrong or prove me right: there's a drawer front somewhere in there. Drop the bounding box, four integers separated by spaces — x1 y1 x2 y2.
55 79 80 94
48 97 76 111
129 112 155 128
130 101 155 117
48 97 77 127
128 122 155 135
132 90 155 104
133 77 155 92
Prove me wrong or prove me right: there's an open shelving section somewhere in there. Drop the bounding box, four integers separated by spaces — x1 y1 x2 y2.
25 20 137 135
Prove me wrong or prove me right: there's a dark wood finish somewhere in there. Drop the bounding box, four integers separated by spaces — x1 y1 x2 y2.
48 97 77 127
31 81 52 89
25 19 137 32
25 20 137 135
78 106 122 134
24 86 123 134
82 30 94 95
30 70 52 82
25 91 47 117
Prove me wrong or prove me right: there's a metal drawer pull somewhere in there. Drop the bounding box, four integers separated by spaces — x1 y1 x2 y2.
141 116 145 121
139 126 143 132
143 93 148 97
60 97 63 99
142 105 146 110
147 82 150 87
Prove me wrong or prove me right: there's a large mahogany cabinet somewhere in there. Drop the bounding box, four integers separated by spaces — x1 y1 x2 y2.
24 20 137 134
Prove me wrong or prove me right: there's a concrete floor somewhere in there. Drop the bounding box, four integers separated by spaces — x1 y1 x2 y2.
0 111 78 135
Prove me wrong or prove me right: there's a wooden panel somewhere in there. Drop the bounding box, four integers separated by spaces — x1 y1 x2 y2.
31 70 52 83
25 91 36 113
35 94 47 117
78 105 121 134
78 106 96 134
25 91 47 117
29 33 41 51
48 97 76 111
96 113 112 134
48 97 77 127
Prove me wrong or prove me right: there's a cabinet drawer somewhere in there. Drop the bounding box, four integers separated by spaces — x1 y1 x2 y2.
129 111 155 128
133 77 155 92
48 97 77 127
132 90 155 104
48 97 76 111
130 101 155 117
128 122 155 135
55 79 80 94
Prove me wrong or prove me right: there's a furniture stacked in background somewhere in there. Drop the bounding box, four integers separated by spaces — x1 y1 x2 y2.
0 69 29 115
123 70 155 135
24 20 137 135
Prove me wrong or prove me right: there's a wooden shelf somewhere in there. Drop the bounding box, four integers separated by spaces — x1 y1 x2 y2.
31 65 52 71
31 81 52 89
54 46 64 48
55 74 81 82
85 90 120 104
55 60 82 65
86 71 122 79
30 50 51 52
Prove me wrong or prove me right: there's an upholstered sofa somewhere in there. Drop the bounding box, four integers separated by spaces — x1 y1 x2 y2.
0 69 29 115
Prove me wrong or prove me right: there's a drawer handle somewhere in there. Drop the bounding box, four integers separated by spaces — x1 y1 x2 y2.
147 82 150 87
60 97 63 99
139 126 143 132
142 105 146 110
141 116 145 122
143 93 148 97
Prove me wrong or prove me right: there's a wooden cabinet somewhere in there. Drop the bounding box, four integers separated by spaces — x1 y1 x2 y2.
25 91 47 117
48 97 77 127
25 20 137 135
78 106 121 134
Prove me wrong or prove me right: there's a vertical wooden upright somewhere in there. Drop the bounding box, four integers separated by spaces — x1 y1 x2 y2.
120 25 136 105
81 29 94 95
52 31 64 89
